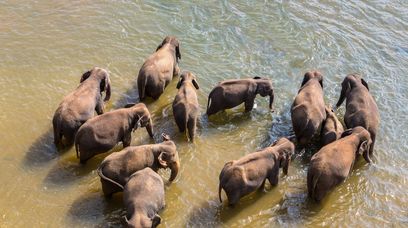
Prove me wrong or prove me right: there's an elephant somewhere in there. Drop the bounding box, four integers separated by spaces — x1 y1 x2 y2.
321 106 344 146
206 77 274 116
336 74 379 157
291 71 326 146
123 167 165 228
52 67 111 148
172 71 200 142
74 103 154 163
307 126 372 202
137 36 181 100
218 137 294 206
97 133 179 197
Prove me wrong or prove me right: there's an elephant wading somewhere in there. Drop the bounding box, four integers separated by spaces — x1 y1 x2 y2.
124 168 165 228
52 67 111 147
218 137 294 206
75 103 153 163
336 74 379 157
321 106 344 146
97 134 179 197
137 36 181 100
172 71 200 142
206 77 274 116
291 71 326 146
307 127 372 202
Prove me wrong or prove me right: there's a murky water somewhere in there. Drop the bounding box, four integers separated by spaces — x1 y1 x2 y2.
1 0 407 227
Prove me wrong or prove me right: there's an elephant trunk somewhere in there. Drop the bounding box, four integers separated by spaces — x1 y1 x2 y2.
168 160 180 182
269 90 274 109
104 77 111 102
146 119 154 138
336 84 347 108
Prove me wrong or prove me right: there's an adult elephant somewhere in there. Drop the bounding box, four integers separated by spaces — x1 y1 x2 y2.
336 74 379 157
52 67 111 148
206 77 274 116
307 127 372 202
291 71 326 146
137 36 181 100
75 103 154 163
97 134 179 197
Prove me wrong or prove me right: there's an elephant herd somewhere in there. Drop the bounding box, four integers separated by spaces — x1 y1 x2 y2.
51 36 379 227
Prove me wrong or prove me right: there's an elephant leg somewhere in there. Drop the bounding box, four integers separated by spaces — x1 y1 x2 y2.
258 179 266 192
187 117 197 142
173 64 180 77
123 133 132 147
244 96 256 112
268 173 279 186
101 179 122 198
369 133 376 157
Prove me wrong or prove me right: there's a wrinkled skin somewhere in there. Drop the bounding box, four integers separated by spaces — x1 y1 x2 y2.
206 77 274 116
75 103 154 163
97 134 179 197
218 138 294 206
52 67 111 148
124 168 164 228
291 71 326 146
307 127 372 202
137 36 181 100
172 71 200 142
321 106 344 146
336 74 379 157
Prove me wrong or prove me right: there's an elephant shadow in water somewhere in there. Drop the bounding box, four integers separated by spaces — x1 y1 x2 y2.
113 82 140 109
66 191 125 227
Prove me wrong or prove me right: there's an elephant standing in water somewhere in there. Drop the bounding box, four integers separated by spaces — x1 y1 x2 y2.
206 77 274 116
52 67 111 148
137 36 181 100
321 106 344 146
124 168 165 228
291 71 326 146
172 71 200 142
97 134 179 197
75 103 153 163
307 127 372 202
218 138 294 206
336 74 379 157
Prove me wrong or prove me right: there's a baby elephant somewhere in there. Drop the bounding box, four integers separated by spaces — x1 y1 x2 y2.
307 127 372 202
124 168 165 228
52 67 111 148
218 137 294 206
75 103 154 163
291 71 326 146
97 134 179 197
206 77 274 116
321 106 344 146
172 71 200 142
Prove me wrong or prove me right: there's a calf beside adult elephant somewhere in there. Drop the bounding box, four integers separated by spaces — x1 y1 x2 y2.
97 134 179 197
75 103 154 163
137 36 181 100
321 106 344 146
52 67 111 148
336 74 379 157
206 77 274 116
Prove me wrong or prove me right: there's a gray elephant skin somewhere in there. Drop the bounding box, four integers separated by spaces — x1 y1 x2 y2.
123 168 164 228
137 36 181 100
218 137 294 206
75 103 153 163
291 71 326 146
52 67 111 148
172 71 200 142
307 127 372 202
321 106 344 146
206 77 274 116
336 74 379 157
97 134 179 197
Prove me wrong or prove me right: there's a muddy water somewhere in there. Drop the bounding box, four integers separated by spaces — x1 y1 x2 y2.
0 0 407 227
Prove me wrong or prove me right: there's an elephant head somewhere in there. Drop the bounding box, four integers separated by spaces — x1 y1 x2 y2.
253 77 274 109
125 210 161 228
156 36 181 62
300 71 323 88
126 103 154 138
157 134 180 182
341 126 372 163
176 71 199 89
80 67 111 101
336 74 369 108
272 138 294 175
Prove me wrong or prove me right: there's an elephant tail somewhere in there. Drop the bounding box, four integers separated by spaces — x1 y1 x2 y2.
97 163 124 190
218 182 223 203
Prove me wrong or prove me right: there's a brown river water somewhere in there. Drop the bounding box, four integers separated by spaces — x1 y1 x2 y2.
0 1 407 227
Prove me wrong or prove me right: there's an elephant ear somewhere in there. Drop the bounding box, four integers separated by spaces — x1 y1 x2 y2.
176 76 184 89
151 214 161 228
158 152 168 168
80 70 92 83
282 151 290 175
361 78 369 91
300 73 311 87
253 76 261 80
192 79 199 89
340 128 353 138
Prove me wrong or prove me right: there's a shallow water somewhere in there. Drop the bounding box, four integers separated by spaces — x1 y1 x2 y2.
0 0 407 227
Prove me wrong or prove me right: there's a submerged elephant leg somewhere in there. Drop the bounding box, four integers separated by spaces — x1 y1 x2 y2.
187 117 197 142
244 96 255 112
123 133 132 147
369 133 376 157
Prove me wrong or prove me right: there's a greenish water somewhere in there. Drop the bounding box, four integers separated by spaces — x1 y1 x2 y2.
0 1 407 227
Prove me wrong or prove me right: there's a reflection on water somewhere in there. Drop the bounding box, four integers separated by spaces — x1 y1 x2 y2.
0 0 407 227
